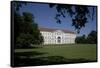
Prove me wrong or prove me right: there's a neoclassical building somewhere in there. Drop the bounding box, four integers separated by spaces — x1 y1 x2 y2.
39 27 76 44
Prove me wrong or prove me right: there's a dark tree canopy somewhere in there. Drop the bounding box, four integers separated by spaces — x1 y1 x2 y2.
75 30 97 44
87 30 97 44
49 4 95 33
75 34 87 44
14 12 44 48
13 2 44 48
12 1 96 33
12 1 27 12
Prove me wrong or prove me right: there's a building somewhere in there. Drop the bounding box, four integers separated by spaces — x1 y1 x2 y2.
39 27 76 44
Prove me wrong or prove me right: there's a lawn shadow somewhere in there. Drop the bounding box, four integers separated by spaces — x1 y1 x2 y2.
14 51 47 66
14 51 97 67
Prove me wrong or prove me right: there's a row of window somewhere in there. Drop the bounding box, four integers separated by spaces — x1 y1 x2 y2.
44 40 72 43
41 33 74 37
41 31 76 36
41 32 63 35
43 36 72 39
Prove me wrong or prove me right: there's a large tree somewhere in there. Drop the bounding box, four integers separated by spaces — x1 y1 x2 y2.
49 4 96 33
13 2 44 48
14 12 44 48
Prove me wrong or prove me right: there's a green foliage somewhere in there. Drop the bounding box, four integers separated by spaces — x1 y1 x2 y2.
13 2 44 48
14 12 44 48
16 33 34 48
23 12 34 23
14 12 43 48
12 1 96 34
75 35 87 43
75 35 86 43
14 12 23 37
49 4 95 33
87 31 97 44
12 1 27 12
12 1 96 33
75 30 97 44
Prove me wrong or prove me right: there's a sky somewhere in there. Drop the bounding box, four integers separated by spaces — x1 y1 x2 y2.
19 2 97 36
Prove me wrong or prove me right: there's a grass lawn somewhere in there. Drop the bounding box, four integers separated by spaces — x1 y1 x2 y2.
14 44 97 66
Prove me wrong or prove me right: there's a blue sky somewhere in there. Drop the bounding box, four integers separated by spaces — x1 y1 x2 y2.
19 3 97 36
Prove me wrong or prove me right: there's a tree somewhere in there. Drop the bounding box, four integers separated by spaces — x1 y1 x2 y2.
87 30 97 44
75 34 86 44
49 4 95 33
12 1 96 33
15 12 44 48
75 30 97 44
12 2 44 48
13 11 43 48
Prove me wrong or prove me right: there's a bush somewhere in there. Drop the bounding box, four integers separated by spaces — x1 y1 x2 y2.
15 33 33 48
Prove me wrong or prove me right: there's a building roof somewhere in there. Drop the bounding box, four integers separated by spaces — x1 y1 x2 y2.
39 27 76 34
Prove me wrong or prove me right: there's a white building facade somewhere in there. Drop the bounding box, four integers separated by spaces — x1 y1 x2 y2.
39 28 76 44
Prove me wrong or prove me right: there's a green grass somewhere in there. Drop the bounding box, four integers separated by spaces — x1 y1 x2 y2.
15 44 97 61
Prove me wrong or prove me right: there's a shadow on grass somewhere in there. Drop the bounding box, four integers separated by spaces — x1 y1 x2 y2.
14 51 97 67
15 46 43 49
15 51 46 57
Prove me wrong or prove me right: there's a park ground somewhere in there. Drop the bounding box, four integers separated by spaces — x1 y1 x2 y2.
14 44 97 66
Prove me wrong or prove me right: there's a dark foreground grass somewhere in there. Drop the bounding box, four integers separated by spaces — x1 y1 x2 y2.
14 44 97 67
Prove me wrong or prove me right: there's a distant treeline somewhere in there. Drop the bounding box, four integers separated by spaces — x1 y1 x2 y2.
75 30 97 44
